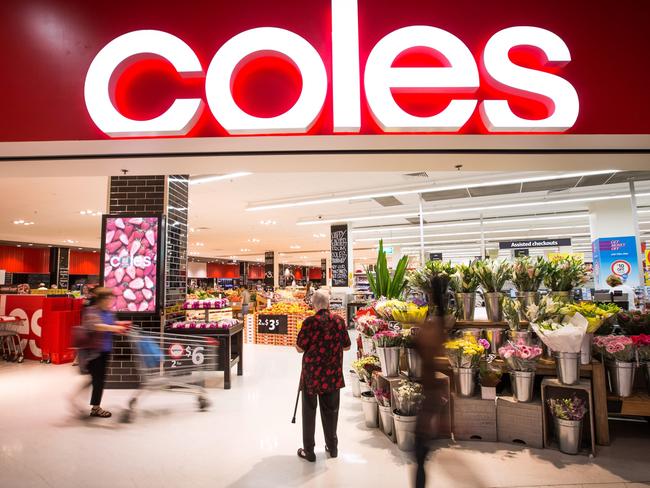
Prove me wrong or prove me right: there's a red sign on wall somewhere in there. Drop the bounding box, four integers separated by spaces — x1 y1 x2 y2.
0 0 649 142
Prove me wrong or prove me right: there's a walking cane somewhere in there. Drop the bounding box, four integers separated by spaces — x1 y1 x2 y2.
291 372 302 424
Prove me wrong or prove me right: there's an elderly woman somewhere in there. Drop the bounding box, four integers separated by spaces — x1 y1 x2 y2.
295 290 351 462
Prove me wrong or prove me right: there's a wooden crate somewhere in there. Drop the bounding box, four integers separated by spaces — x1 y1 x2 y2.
541 378 596 456
496 396 544 449
452 394 497 441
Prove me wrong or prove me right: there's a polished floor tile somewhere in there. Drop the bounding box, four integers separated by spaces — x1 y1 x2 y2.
0 336 649 488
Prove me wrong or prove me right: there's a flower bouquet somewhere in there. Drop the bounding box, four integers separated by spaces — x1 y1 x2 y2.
394 380 424 416
352 355 382 385
499 340 543 372
373 386 394 435
374 298 406 321
592 335 635 362
479 357 502 400
373 330 402 376
444 337 486 369
401 327 416 348
356 315 389 354
373 387 391 407
543 256 590 294
632 334 650 361
407 260 454 315
512 256 546 292
474 259 511 321
450 263 479 320
391 301 428 324
593 335 636 397
548 395 587 454
502 297 523 331
615 311 650 335
565 302 620 334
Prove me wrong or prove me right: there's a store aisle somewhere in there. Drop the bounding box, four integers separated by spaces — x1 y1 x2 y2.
0 339 648 488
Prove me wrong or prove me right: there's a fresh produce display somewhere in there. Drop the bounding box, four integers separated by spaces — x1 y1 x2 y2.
183 298 229 310
188 288 219 300
103 216 158 313
366 240 409 299
263 301 313 315
171 319 238 329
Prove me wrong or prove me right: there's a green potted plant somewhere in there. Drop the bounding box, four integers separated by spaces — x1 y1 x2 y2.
366 240 409 299
450 263 480 321
474 259 512 322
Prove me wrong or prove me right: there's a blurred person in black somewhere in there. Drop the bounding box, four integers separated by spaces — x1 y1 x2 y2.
414 275 450 488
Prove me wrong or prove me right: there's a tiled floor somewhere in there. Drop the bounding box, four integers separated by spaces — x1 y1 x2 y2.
0 336 648 488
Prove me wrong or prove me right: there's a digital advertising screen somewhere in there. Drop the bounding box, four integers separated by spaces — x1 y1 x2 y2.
101 215 162 313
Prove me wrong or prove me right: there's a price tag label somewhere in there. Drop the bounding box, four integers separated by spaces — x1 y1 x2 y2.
257 314 288 334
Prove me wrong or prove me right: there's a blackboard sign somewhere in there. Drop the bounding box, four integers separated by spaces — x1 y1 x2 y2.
330 224 349 287
499 238 571 249
257 314 288 334
429 252 442 261
514 249 530 257
264 251 274 286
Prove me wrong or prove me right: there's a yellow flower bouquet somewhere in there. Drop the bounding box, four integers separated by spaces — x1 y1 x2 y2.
444 336 487 368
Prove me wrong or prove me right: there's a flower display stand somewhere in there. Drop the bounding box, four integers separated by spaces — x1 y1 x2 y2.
451 394 497 442
540 378 596 456
496 396 544 449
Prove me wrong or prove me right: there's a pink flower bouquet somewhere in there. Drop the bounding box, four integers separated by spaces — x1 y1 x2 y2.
356 315 389 338
498 339 543 372
593 335 635 362
372 330 402 348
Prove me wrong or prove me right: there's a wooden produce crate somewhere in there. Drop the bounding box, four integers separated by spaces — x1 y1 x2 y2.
452 394 497 442
252 312 312 346
496 396 544 449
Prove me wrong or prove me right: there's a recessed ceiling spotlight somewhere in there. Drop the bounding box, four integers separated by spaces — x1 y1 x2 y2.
247 238 260 243
195 242 205 247
313 233 327 238
260 220 277 226
290 244 301 249
240 248 251 252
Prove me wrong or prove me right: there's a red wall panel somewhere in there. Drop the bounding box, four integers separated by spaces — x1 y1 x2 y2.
69 250 100 275
309 267 322 280
248 264 264 280
0 245 49 273
207 263 240 279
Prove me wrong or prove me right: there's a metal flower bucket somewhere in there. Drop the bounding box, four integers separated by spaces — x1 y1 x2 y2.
455 292 476 321
350 370 361 398
646 362 650 395
378 404 394 436
484 328 504 355
393 410 418 451
361 336 374 355
550 290 573 303
510 371 535 402
554 417 583 455
377 346 401 377
454 367 477 397
361 392 378 428
406 348 422 379
554 351 580 385
359 379 371 395
483 292 503 322
507 329 533 345
516 292 538 320
606 360 636 397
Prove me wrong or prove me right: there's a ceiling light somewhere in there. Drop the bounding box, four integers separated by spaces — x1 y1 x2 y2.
260 220 277 225
290 244 301 249
299 192 650 225
190 172 252 185
240 248 251 252
248 170 617 211
16 244 21 247
247 238 260 243
194 242 204 247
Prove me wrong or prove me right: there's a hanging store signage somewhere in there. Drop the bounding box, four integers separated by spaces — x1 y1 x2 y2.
331 224 349 287
264 251 275 286
429 253 443 261
499 238 571 249
257 314 289 335
2 0 650 143
592 236 641 288
100 215 162 314
514 249 530 257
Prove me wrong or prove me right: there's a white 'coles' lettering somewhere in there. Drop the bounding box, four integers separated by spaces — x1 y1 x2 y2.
84 0 579 137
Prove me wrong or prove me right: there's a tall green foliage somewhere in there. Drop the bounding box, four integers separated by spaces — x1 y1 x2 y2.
366 240 409 299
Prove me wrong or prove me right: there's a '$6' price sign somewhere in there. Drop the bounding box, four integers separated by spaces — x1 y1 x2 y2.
257 314 288 335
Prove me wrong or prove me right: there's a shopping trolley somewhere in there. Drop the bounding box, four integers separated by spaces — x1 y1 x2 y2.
120 329 219 423
0 316 25 363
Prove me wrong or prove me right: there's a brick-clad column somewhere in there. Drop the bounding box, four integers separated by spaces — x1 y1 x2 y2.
104 175 188 388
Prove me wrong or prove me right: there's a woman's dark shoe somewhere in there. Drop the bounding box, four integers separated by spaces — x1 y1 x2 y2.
297 448 316 462
90 406 112 418
325 446 338 458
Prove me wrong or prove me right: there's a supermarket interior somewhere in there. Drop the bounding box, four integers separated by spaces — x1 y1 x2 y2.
1 0 650 487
